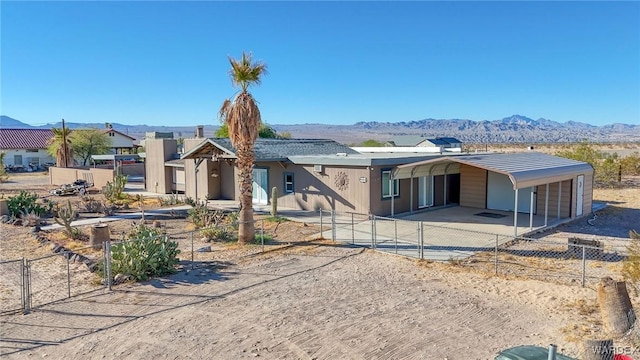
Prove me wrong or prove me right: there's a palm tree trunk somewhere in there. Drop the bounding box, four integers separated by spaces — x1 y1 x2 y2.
236 143 255 245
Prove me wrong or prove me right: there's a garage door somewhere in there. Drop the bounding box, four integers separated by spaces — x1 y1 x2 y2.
487 172 535 213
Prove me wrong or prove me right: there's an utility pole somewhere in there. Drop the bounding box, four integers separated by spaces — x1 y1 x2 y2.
61 118 69 168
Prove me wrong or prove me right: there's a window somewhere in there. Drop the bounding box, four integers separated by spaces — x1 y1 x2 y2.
284 173 294 193
382 170 399 198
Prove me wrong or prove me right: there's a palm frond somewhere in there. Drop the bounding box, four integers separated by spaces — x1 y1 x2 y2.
227 52 268 92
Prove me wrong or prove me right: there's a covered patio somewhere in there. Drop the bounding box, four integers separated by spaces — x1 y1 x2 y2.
390 152 594 238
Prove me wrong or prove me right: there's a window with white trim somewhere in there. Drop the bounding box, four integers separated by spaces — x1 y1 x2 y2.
382 170 399 198
284 173 294 193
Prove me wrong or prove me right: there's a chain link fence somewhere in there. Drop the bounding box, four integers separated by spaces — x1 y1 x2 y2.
316 209 630 287
0 259 24 314
2 210 631 314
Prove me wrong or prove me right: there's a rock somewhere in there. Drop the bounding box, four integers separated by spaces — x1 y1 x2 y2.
196 246 211 252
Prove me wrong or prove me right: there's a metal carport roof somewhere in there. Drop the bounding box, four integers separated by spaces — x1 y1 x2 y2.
394 152 593 190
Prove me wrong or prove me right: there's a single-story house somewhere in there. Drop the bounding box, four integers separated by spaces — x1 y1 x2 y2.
385 136 462 149
145 136 594 235
0 128 55 168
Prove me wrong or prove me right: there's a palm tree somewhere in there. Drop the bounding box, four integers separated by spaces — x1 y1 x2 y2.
219 52 268 245
48 127 74 168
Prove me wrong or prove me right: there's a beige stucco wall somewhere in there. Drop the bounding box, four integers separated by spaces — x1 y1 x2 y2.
270 163 371 214
144 139 177 194
49 167 115 189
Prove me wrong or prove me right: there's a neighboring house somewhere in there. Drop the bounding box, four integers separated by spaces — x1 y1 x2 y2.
145 135 593 234
102 128 137 154
385 136 462 149
0 128 55 168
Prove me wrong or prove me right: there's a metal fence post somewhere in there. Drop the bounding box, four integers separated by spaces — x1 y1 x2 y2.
394 220 398 255
22 258 30 315
191 231 195 270
351 213 355 245
418 222 424 259
20 257 25 313
581 245 586 287
106 241 112 291
261 219 265 252
319 209 323 238
67 256 71 299
495 234 499 276
371 215 376 249
331 210 336 242
102 241 108 288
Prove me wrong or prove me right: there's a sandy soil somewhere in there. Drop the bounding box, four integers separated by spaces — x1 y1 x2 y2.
1 244 596 359
1 173 639 359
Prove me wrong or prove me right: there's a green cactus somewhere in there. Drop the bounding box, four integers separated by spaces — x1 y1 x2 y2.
55 200 79 239
271 187 278 217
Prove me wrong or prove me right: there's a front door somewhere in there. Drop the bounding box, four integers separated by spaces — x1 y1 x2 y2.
252 168 268 205
576 175 584 216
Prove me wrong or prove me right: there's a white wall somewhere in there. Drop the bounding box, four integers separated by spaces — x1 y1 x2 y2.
107 132 136 149
2 149 54 167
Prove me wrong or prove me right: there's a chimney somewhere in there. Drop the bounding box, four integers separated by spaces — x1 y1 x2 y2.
196 125 204 138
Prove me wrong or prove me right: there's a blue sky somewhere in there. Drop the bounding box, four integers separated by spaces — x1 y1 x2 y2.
1 1 639 127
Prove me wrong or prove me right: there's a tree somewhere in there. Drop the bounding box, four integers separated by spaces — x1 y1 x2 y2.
219 52 268 245
359 139 385 147
70 129 113 166
47 127 74 167
215 123 282 139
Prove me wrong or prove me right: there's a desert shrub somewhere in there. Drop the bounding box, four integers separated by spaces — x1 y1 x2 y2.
20 211 41 227
622 230 640 294
200 226 235 242
556 143 625 187
102 174 128 202
620 152 640 176
108 223 180 281
159 193 183 206
7 191 53 218
187 204 224 228
184 197 196 206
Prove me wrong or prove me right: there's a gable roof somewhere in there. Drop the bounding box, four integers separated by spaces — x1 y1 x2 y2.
386 135 428 147
395 152 593 189
102 128 136 140
182 138 358 161
437 137 461 144
0 129 54 149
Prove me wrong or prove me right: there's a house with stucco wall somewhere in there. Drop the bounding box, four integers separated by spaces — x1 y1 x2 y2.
0 128 55 169
144 133 594 237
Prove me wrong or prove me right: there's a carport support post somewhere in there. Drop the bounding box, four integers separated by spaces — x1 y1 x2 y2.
513 188 519 238
529 187 534 230
544 183 549 227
